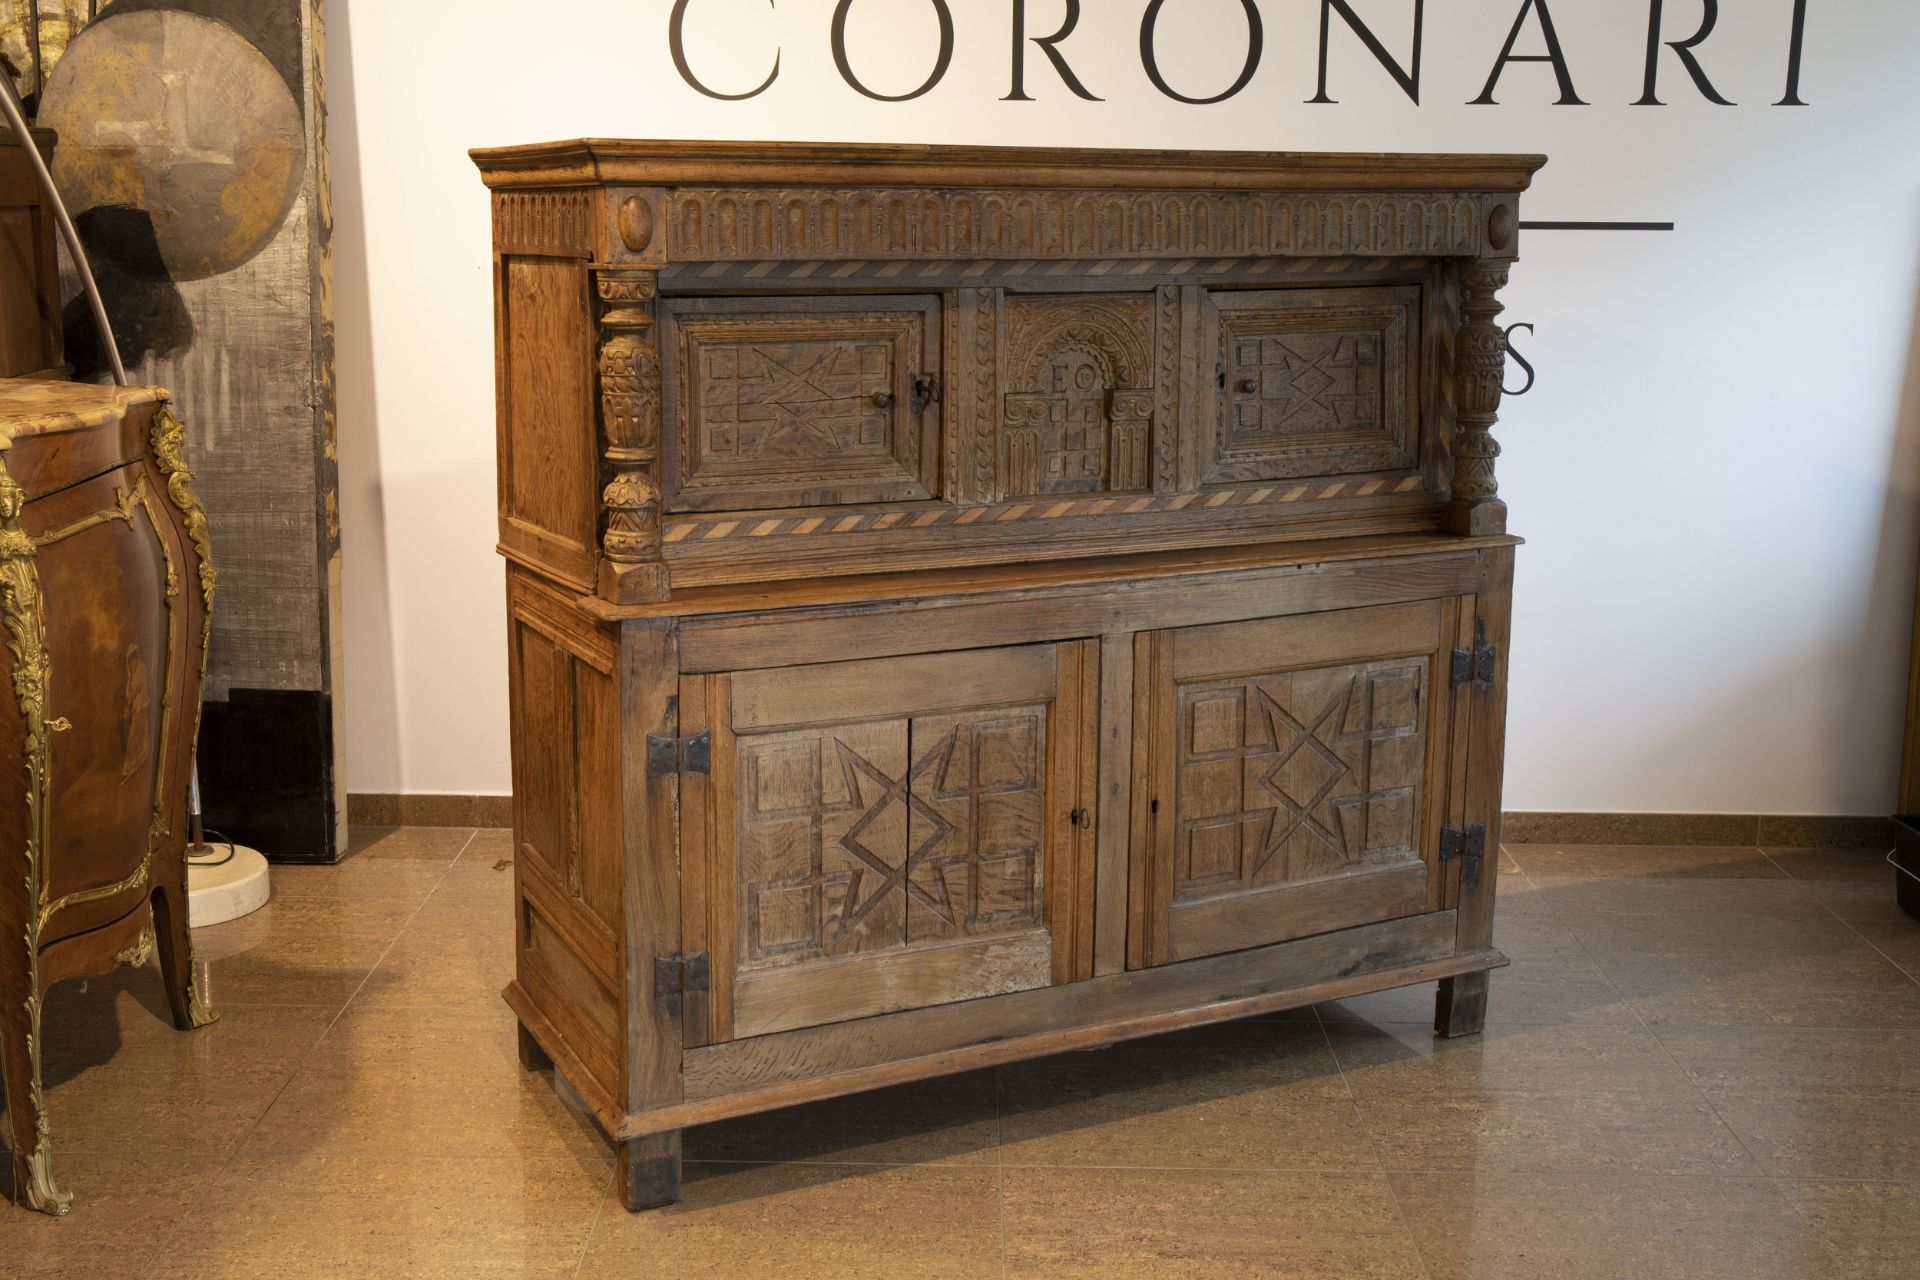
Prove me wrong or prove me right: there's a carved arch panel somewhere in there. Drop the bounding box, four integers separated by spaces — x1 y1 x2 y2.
999 293 1163 499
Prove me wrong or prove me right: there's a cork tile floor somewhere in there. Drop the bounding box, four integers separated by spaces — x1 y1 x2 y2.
4 829 1920 1277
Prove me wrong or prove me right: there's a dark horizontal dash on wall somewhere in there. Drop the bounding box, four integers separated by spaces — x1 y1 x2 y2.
1520 221 1677 232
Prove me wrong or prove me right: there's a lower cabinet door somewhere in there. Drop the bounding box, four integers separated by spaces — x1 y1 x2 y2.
681 642 1098 1043
1133 598 1469 967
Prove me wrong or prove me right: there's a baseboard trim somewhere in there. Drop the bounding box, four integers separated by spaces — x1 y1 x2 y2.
348 793 511 828
1501 811 1895 850
347 794 1896 851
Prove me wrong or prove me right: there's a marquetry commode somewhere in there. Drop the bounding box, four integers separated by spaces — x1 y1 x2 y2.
473 140 1543 1210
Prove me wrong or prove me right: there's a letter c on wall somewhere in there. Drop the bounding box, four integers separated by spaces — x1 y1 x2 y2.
670 0 781 100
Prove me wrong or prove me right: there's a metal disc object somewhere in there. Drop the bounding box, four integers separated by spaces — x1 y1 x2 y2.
37 8 305 281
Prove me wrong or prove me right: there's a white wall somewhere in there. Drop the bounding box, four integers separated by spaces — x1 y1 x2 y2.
330 0 1920 815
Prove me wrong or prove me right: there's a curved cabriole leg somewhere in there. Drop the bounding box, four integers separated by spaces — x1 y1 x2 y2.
151 883 216 1031
2 976 68 1216
152 890 216 1032
146 403 218 1034
619 1130 682 1212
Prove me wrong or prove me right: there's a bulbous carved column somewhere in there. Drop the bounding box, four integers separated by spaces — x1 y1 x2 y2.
596 270 670 604
1443 258 1513 537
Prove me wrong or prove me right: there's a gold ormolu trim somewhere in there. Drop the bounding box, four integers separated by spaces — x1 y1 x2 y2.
0 456 70 1215
114 925 155 969
149 405 216 628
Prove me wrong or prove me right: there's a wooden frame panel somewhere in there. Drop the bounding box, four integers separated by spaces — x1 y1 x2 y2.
1134 598 1468 968
647 909 1483 1136
1200 284 1423 486
682 641 1097 1044
661 294 942 512
676 544 1491 675
494 254 598 590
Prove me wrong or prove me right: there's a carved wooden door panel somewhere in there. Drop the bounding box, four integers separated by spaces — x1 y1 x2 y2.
1199 285 1422 487
660 295 942 512
998 292 1169 499
682 642 1098 1043
1132 598 1468 968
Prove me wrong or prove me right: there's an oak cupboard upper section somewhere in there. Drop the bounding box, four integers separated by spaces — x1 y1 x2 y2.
471 140 1544 605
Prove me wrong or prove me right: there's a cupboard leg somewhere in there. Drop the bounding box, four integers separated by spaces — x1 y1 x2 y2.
1 973 67 1215
151 884 216 1031
517 1022 552 1072
1435 970 1490 1039
618 1130 683 1212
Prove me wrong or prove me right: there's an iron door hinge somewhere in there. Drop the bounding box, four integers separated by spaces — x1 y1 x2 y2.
1451 624 1499 690
646 730 711 779
653 953 710 1016
1440 825 1488 886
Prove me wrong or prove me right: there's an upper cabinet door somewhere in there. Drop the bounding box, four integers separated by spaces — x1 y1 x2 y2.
683 642 1098 1044
1133 598 1467 968
661 295 942 512
1201 285 1422 487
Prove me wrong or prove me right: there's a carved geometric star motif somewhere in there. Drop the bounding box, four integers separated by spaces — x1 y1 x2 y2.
827 731 958 944
749 348 877 452
1265 342 1341 426
1249 682 1355 877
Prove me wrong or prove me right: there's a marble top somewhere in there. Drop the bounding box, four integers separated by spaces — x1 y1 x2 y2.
0 378 167 442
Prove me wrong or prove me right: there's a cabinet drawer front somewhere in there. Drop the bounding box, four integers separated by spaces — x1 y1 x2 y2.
683 642 1099 1043
663 295 941 512
1203 285 1420 486
1136 598 1468 966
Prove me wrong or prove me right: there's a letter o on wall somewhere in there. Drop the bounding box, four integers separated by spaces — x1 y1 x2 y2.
832 0 956 102
1140 0 1265 105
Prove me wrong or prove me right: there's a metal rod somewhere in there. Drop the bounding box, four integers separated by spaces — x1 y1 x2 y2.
27 4 43 105
0 67 126 387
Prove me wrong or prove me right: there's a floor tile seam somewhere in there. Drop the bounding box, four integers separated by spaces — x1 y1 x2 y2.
1630 1005 1775 1176
1311 1001 1393 1181
1344 1014 1920 1034
1808 891 1920 990
224 831 479 1159
1369 1126 1438 1280
217 1143 616 1163
996 1161 1009 1280
1387 1169 1824 1186
1527 877 1658 1007
210 1149 613 1170
1528 886 1770 1174
570 1164 617 1280
684 1156 1398 1175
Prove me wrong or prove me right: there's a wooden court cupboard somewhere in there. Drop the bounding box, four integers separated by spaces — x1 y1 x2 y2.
473 140 1544 1210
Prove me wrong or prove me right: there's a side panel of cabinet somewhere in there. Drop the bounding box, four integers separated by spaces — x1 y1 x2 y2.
495 254 598 590
505 568 625 1100
680 642 1098 1045
1131 598 1467 967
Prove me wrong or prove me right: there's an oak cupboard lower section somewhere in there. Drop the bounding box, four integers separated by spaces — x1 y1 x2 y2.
502 535 1516 1211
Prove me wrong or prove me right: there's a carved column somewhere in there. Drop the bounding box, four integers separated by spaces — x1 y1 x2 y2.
595 271 670 604
1443 258 1513 537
